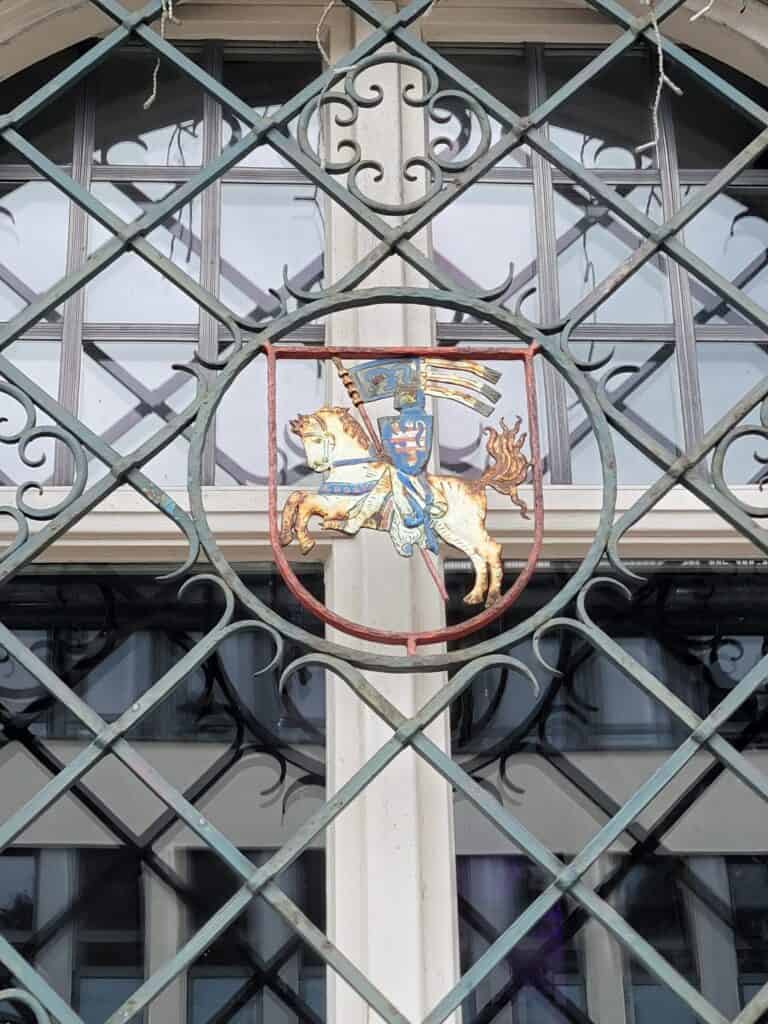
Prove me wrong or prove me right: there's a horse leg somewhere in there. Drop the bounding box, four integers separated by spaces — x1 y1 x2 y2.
295 495 333 555
432 516 488 605
279 491 305 546
481 532 503 606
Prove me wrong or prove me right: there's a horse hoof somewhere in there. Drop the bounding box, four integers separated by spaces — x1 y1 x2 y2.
485 592 502 608
279 531 294 547
463 592 484 606
299 539 316 555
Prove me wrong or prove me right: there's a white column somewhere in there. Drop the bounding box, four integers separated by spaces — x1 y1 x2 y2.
324 6 460 1021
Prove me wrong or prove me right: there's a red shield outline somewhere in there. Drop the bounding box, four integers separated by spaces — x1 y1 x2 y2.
266 343 544 653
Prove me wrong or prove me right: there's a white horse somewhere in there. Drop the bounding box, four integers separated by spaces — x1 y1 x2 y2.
279 406 530 607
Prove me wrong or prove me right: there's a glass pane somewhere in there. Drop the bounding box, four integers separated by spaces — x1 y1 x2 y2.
0 571 325 743
0 51 78 165
456 856 585 1024
219 184 324 321
545 50 657 169
620 858 699 1024
697 342 768 486
569 342 682 485
555 184 672 321
78 978 143 1024
0 853 35 933
432 184 539 323
0 182 69 321
447 566 768 752
79 341 196 487
222 53 321 169
188 850 325 1023
685 188 768 327
728 857 768 1008
92 52 204 167
86 182 202 323
435 49 530 168
671 52 768 171
214 355 325 485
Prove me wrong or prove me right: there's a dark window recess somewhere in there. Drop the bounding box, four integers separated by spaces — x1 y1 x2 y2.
728 857 768 1010
457 855 586 1024
188 849 325 1023
447 565 768 753
619 857 700 1024
0 849 144 1024
0 568 325 743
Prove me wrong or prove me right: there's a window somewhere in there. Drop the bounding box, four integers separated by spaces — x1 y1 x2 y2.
1 44 324 490
0 568 325 742
446 563 768 752
433 45 768 487
188 849 325 1023
457 855 586 1024
0 849 143 1024
728 857 768 1011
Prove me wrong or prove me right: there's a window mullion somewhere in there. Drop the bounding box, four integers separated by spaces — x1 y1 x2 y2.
199 43 224 486
658 92 706 459
528 44 573 484
54 83 93 486
684 858 742 1018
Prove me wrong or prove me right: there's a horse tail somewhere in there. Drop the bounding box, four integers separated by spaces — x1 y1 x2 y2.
479 416 531 519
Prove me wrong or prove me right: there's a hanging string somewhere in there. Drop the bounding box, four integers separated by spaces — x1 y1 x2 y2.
635 0 682 156
144 0 181 110
689 0 714 20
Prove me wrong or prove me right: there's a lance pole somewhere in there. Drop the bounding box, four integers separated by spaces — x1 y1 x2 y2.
332 357 448 605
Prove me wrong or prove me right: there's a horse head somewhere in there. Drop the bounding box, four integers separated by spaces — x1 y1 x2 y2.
290 407 372 472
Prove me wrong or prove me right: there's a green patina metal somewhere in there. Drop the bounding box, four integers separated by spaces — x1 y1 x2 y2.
1 0 768 1021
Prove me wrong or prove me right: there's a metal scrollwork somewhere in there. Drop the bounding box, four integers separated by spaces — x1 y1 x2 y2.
711 393 768 517
0 988 51 1024
298 55 492 215
0 383 88 552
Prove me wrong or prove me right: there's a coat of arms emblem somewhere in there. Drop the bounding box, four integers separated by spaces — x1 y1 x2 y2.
275 348 541 619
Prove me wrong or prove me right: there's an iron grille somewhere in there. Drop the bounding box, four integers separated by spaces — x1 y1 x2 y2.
1 0 768 1021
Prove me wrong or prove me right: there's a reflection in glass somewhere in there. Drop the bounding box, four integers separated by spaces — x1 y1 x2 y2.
0 570 325 743
431 185 539 323
457 856 585 1024
567 342 682 485
545 51 656 169
214 356 325 485
447 566 768 752
92 53 204 167
555 185 671 322
0 51 77 165
434 48 530 169
685 189 768 326
79 341 196 486
671 54 768 171
0 182 69 321
620 859 699 1024
188 849 325 1024
728 858 768 1010
222 54 321 169
86 183 202 322
0 849 144 1024
219 185 324 320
